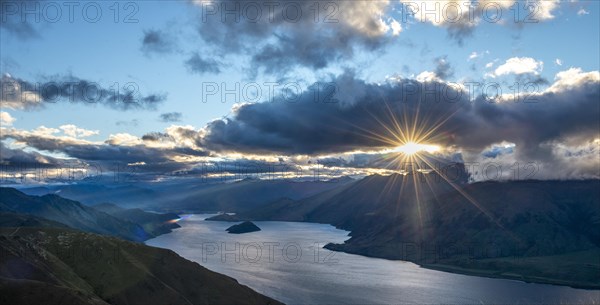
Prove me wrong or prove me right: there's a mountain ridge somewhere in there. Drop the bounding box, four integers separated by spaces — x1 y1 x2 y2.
214 176 600 288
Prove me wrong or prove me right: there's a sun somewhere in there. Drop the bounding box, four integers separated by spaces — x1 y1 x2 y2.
394 142 441 155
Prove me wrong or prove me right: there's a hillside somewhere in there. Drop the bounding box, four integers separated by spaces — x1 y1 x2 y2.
0 188 176 242
228 175 600 288
0 227 282 305
93 203 181 236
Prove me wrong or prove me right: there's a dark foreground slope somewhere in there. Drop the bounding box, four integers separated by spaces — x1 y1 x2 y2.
231 175 600 288
0 227 282 305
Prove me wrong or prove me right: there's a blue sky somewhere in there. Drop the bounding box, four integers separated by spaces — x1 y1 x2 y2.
1 0 599 181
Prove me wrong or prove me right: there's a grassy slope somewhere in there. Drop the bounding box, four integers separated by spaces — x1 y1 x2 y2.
0 227 283 305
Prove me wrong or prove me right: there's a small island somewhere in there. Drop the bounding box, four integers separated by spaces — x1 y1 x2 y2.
226 221 261 234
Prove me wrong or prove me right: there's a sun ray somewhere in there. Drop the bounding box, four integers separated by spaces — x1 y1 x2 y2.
335 96 527 245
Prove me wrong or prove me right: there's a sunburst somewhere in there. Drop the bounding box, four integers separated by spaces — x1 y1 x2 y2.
393 142 441 156
346 100 519 244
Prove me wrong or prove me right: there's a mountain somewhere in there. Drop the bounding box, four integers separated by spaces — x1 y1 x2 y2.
0 227 282 305
0 188 162 242
92 203 181 236
18 178 355 213
150 177 355 213
227 175 600 288
19 184 159 208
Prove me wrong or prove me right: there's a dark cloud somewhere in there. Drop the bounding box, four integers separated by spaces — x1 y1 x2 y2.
200 71 472 155
141 132 173 142
186 158 301 176
0 131 209 175
184 53 221 75
515 73 549 86
193 0 394 75
434 56 454 80
445 22 475 46
140 29 177 55
1 74 167 110
248 29 385 74
0 142 61 168
159 112 182 122
199 70 600 171
0 0 41 39
3 68 598 180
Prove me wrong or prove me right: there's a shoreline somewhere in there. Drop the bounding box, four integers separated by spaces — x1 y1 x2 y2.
323 243 600 291
420 263 600 290
165 214 600 291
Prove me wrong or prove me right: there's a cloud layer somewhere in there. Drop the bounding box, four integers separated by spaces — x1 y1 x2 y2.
1 74 167 110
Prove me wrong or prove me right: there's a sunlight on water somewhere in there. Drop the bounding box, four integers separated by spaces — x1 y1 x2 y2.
147 215 600 305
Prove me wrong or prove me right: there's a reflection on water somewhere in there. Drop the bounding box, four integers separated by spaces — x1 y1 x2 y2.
146 214 600 304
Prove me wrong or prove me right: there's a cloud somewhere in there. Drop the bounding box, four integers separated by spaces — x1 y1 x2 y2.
531 0 561 20
199 71 470 155
3 68 598 180
555 58 563 66
488 57 544 77
1 124 210 175
159 112 183 123
0 0 41 39
198 68 599 178
399 1 561 44
577 8 590 16
415 71 441 82
484 59 498 69
59 125 99 138
1 74 167 111
184 53 221 75
481 142 515 159
434 56 454 80
192 0 397 74
545 67 598 93
141 29 178 55
1 111 16 126
0 142 62 169
468 50 489 61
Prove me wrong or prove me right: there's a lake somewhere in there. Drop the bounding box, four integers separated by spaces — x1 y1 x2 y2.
146 214 600 304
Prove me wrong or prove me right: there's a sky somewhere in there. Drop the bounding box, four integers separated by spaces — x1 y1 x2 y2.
1 0 599 183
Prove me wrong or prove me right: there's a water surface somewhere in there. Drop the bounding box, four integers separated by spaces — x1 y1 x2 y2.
146 214 600 304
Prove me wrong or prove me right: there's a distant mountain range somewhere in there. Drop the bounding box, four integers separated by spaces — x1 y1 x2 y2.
0 188 179 242
19 184 160 208
208 175 600 289
18 177 355 213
